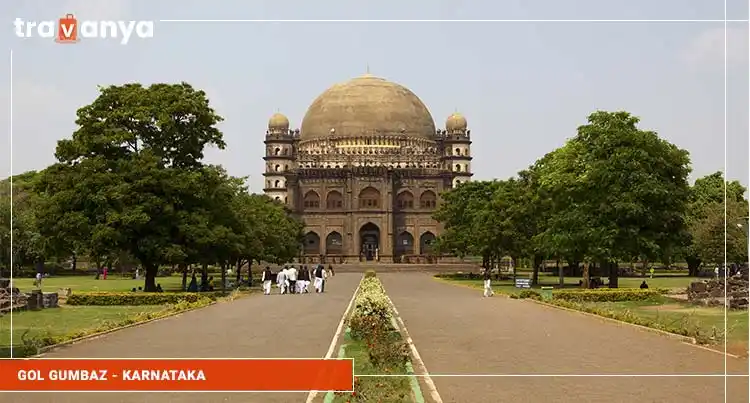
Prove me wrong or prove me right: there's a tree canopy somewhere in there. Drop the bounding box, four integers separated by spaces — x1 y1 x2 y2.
2 83 302 291
433 110 748 287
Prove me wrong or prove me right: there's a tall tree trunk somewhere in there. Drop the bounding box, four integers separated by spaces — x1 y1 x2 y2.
235 260 242 284
220 263 227 293
686 256 701 277
94 257 102 280
582 262 590 289
247 260 254 287
608 261 619 288
201 263 209 290
532 254 543 285
71 254 77 271
143 262 158 292
557 259 564 286
180 264 188 291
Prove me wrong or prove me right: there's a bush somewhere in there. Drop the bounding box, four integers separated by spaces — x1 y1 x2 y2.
367 333 409 370
67 292 221 306
364 269 377 278
552 289 660 302
518 289 542 299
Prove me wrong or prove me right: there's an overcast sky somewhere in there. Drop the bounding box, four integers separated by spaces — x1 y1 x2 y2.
1 0 748 193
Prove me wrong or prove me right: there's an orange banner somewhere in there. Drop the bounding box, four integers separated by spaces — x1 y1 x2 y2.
0 358 353 392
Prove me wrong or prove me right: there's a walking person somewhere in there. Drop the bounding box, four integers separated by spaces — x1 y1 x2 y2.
277 268 288 295
288 265 298 294
313 264 326 293
302 266 311 293
294 266 304 294
328 264 335 277
261 266 273 295
483 267 494 297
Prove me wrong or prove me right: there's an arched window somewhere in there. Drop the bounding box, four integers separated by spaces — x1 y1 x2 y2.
358 187 381 208
282 148 288 155
274 165 281 172
420 232 436 254
396 191 414 209
464 149 469 156
455 148 460 155
266 180 271 188
274 196 281 201
455 164 461 172
274 180 281 187
455 180 462 187
396 231 414 255
284 196 288 204
420 190 437 209
303 190 320 208
285 165 289 171
304 232 321 255
326 232 343 255
326 191 344 209
274 148 281 156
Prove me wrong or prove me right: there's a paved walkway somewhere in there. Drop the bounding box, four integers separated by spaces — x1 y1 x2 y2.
379 273 749 403
12 273 362 403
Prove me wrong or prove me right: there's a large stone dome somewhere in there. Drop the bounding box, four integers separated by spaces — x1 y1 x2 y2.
300 74 436 140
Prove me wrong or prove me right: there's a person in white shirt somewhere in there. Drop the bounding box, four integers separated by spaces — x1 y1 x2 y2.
288 266 298 294
261 267 273 295
277 268 288 294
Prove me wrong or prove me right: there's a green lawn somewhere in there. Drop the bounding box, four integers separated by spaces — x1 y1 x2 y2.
11 275 185 293
0 305 167 356
437 274 697 296
579 299 749 356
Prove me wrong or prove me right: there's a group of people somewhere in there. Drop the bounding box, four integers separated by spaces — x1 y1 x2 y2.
261 264 335 295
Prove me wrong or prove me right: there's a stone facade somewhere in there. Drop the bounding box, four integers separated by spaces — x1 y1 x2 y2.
263 75 474 263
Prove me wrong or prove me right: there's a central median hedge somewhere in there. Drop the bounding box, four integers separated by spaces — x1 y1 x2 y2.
333 270 414 402
67 292 222 306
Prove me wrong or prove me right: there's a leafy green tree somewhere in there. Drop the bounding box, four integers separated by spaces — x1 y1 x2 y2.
433 181 502 266
35 83 225 291
682 171 748 274
691 199 749 266
537 111 692 287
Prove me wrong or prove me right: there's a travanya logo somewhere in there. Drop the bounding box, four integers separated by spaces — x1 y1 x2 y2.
13 14 154 45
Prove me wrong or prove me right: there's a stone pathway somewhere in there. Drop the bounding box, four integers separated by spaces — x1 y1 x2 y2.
11 273 362 403
379 272 749 403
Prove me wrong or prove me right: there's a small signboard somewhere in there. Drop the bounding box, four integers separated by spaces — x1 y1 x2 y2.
515 278 531 288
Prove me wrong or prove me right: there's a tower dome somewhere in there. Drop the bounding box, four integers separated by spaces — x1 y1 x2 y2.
300 74 436 141
445 112 467 131
268 112 290 130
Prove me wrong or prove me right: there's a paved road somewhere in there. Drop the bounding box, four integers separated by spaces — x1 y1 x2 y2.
379 272 749 403
10 273 362 403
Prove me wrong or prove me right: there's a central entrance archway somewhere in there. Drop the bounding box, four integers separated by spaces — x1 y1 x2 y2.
359 222 380 261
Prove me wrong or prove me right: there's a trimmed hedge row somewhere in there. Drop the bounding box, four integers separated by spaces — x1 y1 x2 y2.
67 292 221 306
552 288 661 302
